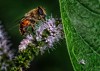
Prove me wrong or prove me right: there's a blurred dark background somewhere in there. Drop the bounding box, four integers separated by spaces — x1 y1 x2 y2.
0 0 73 71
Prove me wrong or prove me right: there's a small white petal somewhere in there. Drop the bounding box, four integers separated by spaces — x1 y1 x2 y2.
26 34 33 40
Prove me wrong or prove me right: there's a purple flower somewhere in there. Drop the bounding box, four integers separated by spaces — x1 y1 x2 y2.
26 34 33 40
19 34 33 51
35 18 63 53
18 17 64 54
0 21 13 70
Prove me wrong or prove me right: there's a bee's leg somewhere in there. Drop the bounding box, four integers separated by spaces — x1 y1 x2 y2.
20 28 26 35
24 26 31 36
31 27 34 32
23 28 28 36
30 20 36 32
41 16 46 22
19 24 25 35
20 26 28 36
31 23 36 32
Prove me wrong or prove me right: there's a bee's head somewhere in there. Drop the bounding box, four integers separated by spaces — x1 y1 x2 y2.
38 6 46 21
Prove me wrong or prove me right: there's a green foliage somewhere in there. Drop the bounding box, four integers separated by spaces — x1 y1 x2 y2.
59 0 100 71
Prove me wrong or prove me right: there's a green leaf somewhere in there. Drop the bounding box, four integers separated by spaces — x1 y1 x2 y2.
59 0 100 71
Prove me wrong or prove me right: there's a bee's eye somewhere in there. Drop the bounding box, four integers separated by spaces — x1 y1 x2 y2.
38 8 43 15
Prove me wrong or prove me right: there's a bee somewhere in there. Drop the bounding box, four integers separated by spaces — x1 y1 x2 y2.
19 6 46 35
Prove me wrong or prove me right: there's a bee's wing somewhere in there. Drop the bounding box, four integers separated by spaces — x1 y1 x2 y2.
8 24 19 31
8 17 23 31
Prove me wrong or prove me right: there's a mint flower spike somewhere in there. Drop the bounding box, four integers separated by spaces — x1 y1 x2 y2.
15 17 64 70
19 34 34 51
35 17 64 54
0 21 13 71
13 34 39 71
19 17 64 54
